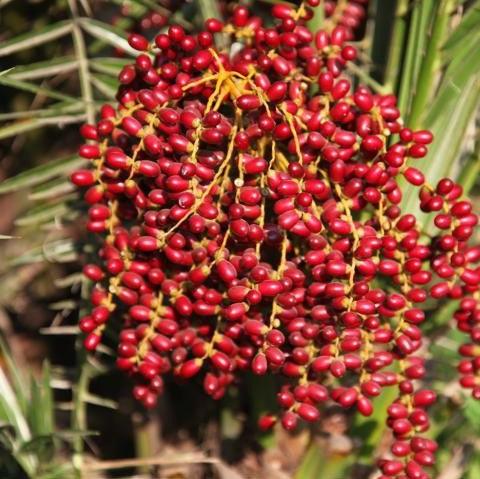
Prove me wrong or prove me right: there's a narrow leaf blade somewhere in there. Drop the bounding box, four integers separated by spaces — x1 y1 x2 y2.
0 156 85 194
0 21 73 57
78 18 138 56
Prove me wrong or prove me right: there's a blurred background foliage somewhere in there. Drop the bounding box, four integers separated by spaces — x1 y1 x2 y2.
0 0 479 478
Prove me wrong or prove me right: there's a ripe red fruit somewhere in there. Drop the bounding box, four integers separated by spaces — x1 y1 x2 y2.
128 33 149 51
179 359 202 379
297 403 320 422
237 94 262 110
71 170 95 187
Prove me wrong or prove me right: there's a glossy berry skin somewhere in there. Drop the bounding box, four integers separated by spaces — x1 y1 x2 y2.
71 3 480 478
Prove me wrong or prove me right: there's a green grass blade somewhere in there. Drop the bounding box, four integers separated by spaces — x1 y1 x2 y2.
8 57 79 82
0 102 86 122
0 370 35 473
411 0 435 83
384 0 409 91
443 1 480 61
0 76 78 103
0 114 86 141
0 21 73 57
0 67 15 76
409 0 457 128
69 1 95 124
400 19 480 220
0 338 29 416
28 362 54 438
71 360 94 473
397 0 438 119
401 74 480 220
457 140 480 196
397 1 422 115
0 155 85 194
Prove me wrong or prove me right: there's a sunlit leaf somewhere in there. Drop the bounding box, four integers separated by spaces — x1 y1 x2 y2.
0 67 14 76
79 18 138 56
0 371 35 474
0 338 29 418
78 0 92 16
7 57 79 81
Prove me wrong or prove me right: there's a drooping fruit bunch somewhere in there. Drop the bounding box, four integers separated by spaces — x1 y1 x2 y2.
71 1 480 477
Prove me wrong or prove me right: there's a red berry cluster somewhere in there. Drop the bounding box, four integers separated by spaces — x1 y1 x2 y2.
71 2 479 477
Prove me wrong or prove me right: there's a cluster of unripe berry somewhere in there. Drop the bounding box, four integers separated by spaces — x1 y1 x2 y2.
71 1 479 477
